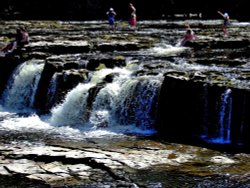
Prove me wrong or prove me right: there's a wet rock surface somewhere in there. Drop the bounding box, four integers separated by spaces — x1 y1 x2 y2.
0 20 250 92
1 137 250 187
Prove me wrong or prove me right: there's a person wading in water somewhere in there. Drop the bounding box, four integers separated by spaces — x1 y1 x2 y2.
129 3 137 29
217 11 230 36
180 24 196 46
106 7 117 30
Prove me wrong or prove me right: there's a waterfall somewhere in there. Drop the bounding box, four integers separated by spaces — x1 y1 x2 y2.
1 60 44 111
113 76 162 129
89 82 121 128
50 67 162 134
50 68 131 127
89 75 162 133
50 83 94 126
212 89 232 144
218 89 232 143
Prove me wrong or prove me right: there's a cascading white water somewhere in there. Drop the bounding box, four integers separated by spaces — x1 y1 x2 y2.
89 82 121 128
50 66 162 134
149 44 187 57
50 83 94 126
113 76 162 129
220 89 232 143
50 68 131 127
89 74 162 134
1 60 44 111
212 89 232 144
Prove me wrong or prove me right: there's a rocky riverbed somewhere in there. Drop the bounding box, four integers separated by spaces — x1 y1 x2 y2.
1 133 250 188
0 19 250 187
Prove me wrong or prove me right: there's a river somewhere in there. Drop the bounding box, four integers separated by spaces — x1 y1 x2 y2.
0 19 250 187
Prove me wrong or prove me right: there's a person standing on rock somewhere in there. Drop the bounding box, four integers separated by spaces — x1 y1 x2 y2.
129 3 137 29
217 11 230 36
106 7 117 30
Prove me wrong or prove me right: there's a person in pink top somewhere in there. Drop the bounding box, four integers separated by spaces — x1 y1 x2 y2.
1 26 29 54
181 24 196 46
129 3 136 28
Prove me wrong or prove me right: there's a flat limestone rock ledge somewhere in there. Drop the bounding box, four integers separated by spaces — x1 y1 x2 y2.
0 138 249 187
26 41 90 54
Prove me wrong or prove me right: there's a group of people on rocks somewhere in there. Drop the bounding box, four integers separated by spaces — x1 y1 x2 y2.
106 4 230 46
106 3 137 30
181 10 230 46
0 6 230 55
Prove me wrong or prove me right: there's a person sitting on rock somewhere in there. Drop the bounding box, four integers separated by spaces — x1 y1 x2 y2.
180 24 196 46
1 26 29 54
106 7 117 30
18 26 29 48
217 11 230 36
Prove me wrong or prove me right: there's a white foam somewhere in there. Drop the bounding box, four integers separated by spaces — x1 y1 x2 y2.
0 114 51 131
150 44 187 56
